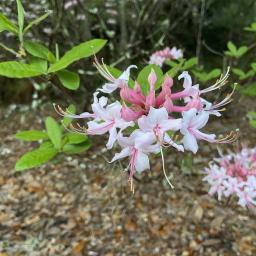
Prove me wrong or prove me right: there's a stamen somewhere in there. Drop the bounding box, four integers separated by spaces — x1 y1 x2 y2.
215 130 239 144
160 147 174 189
211 84 236 110
200 67 230 94
93 57 115 82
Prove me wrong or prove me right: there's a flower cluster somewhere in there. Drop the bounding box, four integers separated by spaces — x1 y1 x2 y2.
149 47 183 67
55 58 237 190
203 148 256 208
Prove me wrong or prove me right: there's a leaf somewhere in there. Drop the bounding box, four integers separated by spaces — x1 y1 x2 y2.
227 41 237 54
237 46 248 57
251 63 256 72
16 0 25 41
63 141 91 154
232 68 245 77
166 60 185 78
242 83 256 97
65 133 88 144
15 130 48 141
48 39 107 73
244 22 256 32
24 41 56 62
207 69 221 80
57 70 80 90
137 64 163 94
183 57 198 70
23 11 52 34
39 141 53 149
0 13 18 34
29 57 48 73
45 117 62 150
15 147 58 171
62 104 76 127
0 61 44 78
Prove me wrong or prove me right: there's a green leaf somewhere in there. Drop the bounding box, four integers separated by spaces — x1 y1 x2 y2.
57 70 80 90
137 64 163 94
166 60 185 78
29 57 48 73
183 57 198 70
227 41 237 54
39 141 53 149
237 46 248 57
15 130 48 141
23 10 52 34
63 141 91 154
251 63 256 72
0 13 18 34
250 120 256 128
62 104 76 127
232 68 245 77
15 147 58 171
244 22 256 32
24 41 56 62
207 69 221 80
242 83 256 97
65 133 88 144
48 39 107 73
0 61 44 78
45 117 62 150
16 0 25 42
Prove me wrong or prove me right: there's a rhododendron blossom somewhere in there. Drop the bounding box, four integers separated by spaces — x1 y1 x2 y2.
203 148 256 208
56 58 237 190
149 46 183 67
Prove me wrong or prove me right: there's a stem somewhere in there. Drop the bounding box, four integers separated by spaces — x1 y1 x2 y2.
0 43 18 56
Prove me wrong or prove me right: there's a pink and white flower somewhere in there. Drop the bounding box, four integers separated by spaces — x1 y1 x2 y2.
138 107 184 151
149 46 183 67
180 108 216 153
111 130 160 179
55 57 237 190
203 148 256 208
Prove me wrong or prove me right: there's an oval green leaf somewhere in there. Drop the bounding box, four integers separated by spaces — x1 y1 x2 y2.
15 147 58 171
48 39 107 73
57 70 80 90
0 61 44 78
45 117 62 150
15 130 48 141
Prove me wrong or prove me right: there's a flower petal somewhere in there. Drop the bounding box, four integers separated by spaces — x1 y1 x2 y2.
182 132 198 153
111 147 130 162
134 151 150 173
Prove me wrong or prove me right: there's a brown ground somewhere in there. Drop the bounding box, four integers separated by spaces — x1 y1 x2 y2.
0 95 256 256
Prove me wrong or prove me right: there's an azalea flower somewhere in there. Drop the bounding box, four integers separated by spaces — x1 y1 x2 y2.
111 130 160 179
87 93 134 149
55 58 237 191
180 108 216 153
149 46 183 67
203 148 256 208
138 107 183 151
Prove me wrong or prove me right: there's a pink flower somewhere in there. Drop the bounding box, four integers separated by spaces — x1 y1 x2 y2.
138 107 183 151
111 130 160 179
203 148 256 208
149 46 183 67
87 93 134 149
181 108 216 153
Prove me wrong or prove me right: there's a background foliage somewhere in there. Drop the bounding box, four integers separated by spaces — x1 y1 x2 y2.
0 0 256 104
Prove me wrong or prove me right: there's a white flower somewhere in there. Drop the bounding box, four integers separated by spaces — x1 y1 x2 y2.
181 108 216 153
